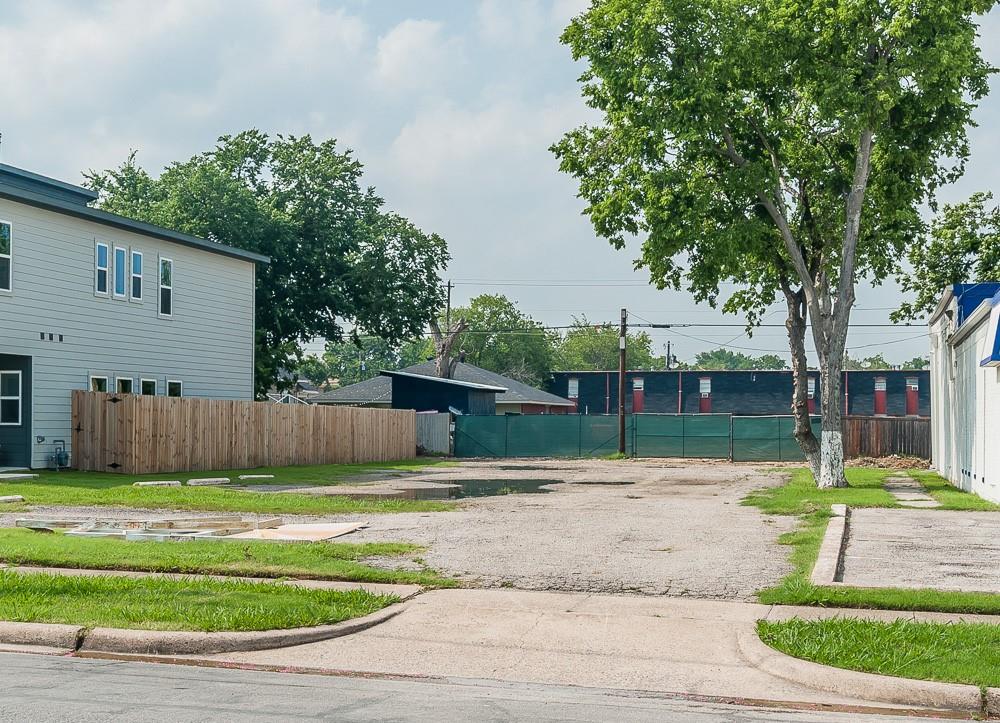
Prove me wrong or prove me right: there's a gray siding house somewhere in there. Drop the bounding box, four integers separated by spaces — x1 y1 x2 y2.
0 164 267 469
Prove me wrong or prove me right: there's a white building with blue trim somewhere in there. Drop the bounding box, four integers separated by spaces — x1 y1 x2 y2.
929 283 1000 503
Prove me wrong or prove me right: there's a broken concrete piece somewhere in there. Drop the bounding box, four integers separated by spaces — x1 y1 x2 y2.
238 474 275 480
0 495 25 503
0 474 38 481
225 522 368 542
133 480 181 487
186 478 231 486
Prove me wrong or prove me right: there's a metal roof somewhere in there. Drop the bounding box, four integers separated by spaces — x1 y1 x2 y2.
0 164 270 265
313 361 575 407
381 369 507 392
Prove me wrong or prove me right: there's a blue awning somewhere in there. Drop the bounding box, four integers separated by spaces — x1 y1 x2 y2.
979 290 1000 367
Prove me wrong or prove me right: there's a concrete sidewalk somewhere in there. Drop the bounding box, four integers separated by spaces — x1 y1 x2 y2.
192 588 956 710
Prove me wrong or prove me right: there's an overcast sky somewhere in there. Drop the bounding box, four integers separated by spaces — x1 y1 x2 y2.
1 0 997 365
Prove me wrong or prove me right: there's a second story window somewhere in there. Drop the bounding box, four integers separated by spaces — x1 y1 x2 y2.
113 247 127 298
95 242 109 295
131 251 143 301
0 221 11 292
159 257 173 317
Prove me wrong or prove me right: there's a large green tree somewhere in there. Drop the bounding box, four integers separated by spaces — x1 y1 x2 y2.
443 295 558 387
693 349 788 370
893 192 1000 321
553 0 993 486
85 131 449 397
554 318 664 371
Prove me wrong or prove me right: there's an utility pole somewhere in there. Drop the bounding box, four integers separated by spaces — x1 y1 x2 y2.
618 307 627 455
666 340 672 370
445 280 453 328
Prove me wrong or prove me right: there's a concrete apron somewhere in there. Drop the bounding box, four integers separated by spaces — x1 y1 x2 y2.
158 589 974 714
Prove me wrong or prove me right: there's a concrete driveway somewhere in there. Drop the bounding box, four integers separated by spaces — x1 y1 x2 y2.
347 460 795 599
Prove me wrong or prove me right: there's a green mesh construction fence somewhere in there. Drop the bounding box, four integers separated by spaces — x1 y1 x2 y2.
454 413 817 460
731 415 821 461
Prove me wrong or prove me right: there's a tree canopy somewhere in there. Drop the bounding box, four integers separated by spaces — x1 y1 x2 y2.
894 192 1000 321
85 130 449 397
691 349 788 370
554 317 663 371
444 294 557 387
553 0 994 486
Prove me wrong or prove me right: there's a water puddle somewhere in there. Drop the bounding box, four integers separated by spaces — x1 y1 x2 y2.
453 479 563 498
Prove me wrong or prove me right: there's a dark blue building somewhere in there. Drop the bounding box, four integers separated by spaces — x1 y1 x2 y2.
548 369 930 418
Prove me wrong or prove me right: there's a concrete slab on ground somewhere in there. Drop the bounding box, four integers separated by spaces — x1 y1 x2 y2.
198 588 890 709
842 508 1000 592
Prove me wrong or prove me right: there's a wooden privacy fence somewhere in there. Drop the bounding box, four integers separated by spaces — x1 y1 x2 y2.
71 391 416 474
842 415 931 460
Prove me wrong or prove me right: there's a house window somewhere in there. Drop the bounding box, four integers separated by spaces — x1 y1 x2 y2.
89 376 108 392
807 377 816 398
113 247 127 298
166 380 183 397
131 251 143 301
0 371 21 425
95 242 109 295
699 377 712 396
140 379 157 396
633 377 644 391
0 221 11 292
159 257 173 317
874 377 887 392
567 378 579 399
116 377 134 394
906 376 918 391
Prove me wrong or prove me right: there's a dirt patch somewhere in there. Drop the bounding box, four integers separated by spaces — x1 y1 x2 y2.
850 455 929 470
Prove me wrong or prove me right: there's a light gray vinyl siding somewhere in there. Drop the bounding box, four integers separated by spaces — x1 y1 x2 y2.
0 197 256 468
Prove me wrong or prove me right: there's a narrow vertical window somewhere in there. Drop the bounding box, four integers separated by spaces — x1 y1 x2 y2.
131 251 143 301
95 242 109 295
116 377 134 394
167 380 183 397
0 371 21 425
113 247 127 298
567 378 579 399
0 221 11 292
159 257 173 317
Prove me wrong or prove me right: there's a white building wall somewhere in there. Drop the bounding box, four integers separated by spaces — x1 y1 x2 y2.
933 303 1000 503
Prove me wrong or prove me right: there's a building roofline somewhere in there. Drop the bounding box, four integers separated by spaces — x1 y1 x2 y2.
0 163 99 202
0 178 270 265
552 368 928 374
380 370 507 392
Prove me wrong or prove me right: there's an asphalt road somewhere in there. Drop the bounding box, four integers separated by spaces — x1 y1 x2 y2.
0 652 947 722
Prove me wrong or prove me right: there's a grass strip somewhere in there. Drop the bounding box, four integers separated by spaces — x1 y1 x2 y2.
0 460 455 514
750 467 1000 614
0 569 397 632
0 529 457 588
910 470 1000 511
758 617 1000 688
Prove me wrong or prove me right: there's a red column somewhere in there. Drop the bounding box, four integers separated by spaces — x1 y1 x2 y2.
874 376 887 416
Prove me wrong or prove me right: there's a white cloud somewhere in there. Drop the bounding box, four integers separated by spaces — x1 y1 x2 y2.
374 19 464 92
477 0 546 45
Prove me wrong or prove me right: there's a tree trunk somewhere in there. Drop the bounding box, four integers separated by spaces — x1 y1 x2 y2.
817 359 848 487
783 286 820 480
429 318 468 379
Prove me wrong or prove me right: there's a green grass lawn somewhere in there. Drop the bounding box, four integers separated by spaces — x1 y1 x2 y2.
0 528 457 588
758 617 1000 689
0 460 455 514
0 569 396 632
749 467 1000 614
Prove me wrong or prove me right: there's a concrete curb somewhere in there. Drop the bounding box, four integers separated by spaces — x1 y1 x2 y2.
736 624 984 715
810 504 848 586
0 621 84 650
79 602 407 655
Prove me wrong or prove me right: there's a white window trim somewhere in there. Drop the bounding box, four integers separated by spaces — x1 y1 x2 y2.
116 376 134 394
699 376 712 396
140 378 157 396
567 378 579 399
0 370 21 426
166 379 183 397
95 241 110 297
130 250 143 302
0 219 12 294
159 256 174 318
89 375 109 393
113 246 128 299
